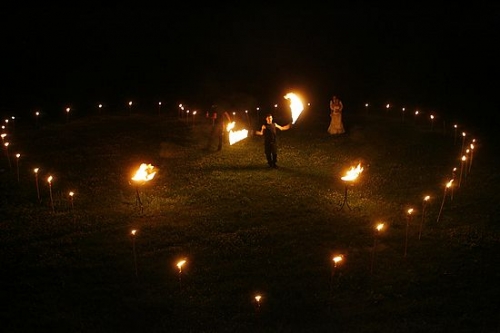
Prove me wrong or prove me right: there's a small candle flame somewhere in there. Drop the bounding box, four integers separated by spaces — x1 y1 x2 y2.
177 259 186 272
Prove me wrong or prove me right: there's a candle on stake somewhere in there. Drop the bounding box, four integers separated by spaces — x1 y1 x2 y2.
176 259 187 289
460 132 466 156
450 167 457 201
430 114 435 131
468 143 475 173
245 110 251 127
414 110 419 124
158 101 162 116
437 180 453 222
419 195 430 240
4 142 11 169
65 107 71 123
131 229 138 278
128 101 133 115
465 148 470 178
453 124 458 145
254 294 263 317
69 191 74 208
33 168 41 202
47 175 55 213
370 223 385 274
458 155 467 188
330 254 344 290
15 153 20 182
404 208 414 258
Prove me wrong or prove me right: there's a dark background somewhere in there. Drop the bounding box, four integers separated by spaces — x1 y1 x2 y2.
1 4 498 130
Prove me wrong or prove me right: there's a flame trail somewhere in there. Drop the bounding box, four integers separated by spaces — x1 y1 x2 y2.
284 92 304 124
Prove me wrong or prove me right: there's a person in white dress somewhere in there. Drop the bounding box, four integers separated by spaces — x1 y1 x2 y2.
327 95 345 135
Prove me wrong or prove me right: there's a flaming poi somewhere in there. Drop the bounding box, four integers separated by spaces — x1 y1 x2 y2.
284 92 304 124
226 121 249 145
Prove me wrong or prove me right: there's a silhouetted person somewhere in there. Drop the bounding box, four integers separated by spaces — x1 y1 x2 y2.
255 113 290 168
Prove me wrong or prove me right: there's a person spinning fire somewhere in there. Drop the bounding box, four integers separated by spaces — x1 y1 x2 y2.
255 113 291 168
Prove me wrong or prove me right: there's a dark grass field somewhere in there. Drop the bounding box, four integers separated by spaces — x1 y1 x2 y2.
1 104 499 332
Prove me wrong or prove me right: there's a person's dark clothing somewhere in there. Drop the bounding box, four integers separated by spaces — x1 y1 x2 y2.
207 109 226 151
263 123 278 167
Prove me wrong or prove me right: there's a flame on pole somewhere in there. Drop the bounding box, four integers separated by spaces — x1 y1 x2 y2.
47 175 55 213
284 92 304 124
419 195 430 240
254 294 263 317
131 163 157 213
371 223 385 274
339 163 364 211
341 163 364 182
437 179 453 223
176 259 187 290
404 208 414 258
131 229 138 278
34 168 41 203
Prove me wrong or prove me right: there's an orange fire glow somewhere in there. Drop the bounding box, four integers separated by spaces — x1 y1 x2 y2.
284 92 304 124
131 163 156 183
341 163 364 182
226 121 248 145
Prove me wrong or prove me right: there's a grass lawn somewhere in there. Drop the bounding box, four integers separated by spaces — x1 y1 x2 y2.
1 105 499 332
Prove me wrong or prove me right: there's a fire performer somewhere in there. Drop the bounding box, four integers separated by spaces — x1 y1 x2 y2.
206 105 231 151
255 114 290 168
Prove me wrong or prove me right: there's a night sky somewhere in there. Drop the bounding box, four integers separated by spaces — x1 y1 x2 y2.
1 4 499 128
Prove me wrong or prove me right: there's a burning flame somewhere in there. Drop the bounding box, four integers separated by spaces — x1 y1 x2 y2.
226 121 249 145
333 255 343 267
131 163 156 183
284 92 304 124
177 259 186 273
341 163 364 182
229 129 249 145
226 121 235 132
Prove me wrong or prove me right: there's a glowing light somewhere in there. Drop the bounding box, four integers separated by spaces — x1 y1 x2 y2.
332 255 344 267
177 259 186 273
341 163 364 182
131 163 156 182
284 92 304 124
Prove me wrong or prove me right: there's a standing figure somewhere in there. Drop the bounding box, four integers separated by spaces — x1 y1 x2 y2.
255 114 290 168
207 105 231 151
328 95 345 135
